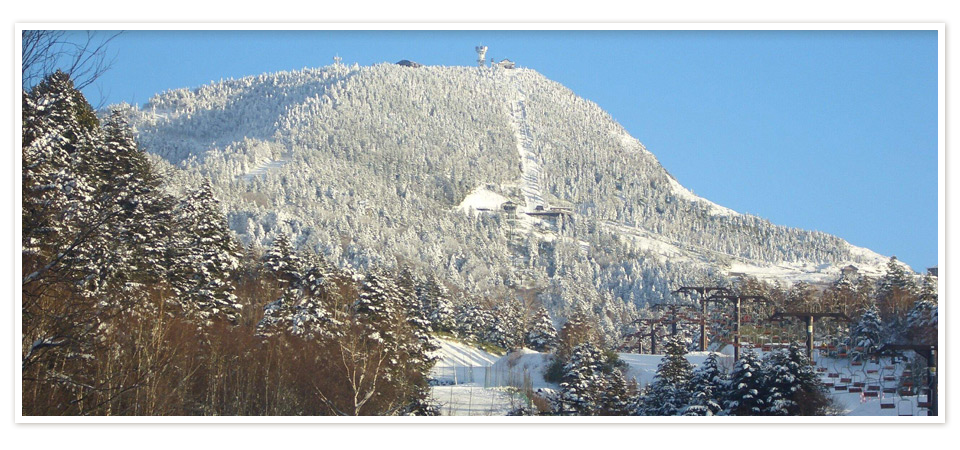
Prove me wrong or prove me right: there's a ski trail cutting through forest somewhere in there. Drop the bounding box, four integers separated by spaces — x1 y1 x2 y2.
239 159 287 181
508 83 545 215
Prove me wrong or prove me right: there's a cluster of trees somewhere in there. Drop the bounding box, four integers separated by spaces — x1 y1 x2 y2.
724 256 938 353
21 71 442 416
533 337 832 416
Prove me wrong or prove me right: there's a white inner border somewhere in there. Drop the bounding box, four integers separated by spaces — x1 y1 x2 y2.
4 19 956 424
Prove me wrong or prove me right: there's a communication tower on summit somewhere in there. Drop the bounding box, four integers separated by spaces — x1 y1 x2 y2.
475 45 488 67
333 54 342 66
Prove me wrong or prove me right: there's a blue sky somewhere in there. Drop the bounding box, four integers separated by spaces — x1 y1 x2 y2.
69 29 938 272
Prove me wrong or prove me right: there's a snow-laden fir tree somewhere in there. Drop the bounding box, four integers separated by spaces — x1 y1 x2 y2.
683 352 726 416
723 350 768 416
454 298 493 342
22 70 103 289
640 335 693 416
599 368 636 416
783 343 831 415
904 297 937 345
556 342 605 415
263 232 303 286
488 301 524 350
72 110 175 292
257 285 333 339
391 269 441 416
761 349 799 416
171 180 243 325
417 274 455 332
354 272 399 337
848 304 884 358
526 306 558 351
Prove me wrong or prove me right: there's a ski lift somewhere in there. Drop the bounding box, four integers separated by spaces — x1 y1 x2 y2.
880 399 895 409
852 374 865 388
863 390 879 398
848 386 862 393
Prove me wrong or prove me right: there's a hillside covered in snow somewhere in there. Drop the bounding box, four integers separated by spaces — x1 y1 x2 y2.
117 61 897 337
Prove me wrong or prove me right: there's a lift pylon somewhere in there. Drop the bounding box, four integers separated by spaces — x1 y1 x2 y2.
674 286 732 351
705 293 770 361
766 311 853 359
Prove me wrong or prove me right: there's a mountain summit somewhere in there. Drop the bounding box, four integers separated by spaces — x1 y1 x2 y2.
118 62 893 331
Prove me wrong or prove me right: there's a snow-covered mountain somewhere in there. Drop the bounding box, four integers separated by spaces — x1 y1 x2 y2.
117 61 896 333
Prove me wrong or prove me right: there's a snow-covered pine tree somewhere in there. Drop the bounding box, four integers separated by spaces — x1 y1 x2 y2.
171 180 243 325
783 343 831 415
876 256 918 324
263 232 303 287
683 352 726 416
526 306 558 351
22 70 103 289
723 350 768 416
488 301 524 350
904 297 937 345
761 349 798 416
556 342 605 415
599 368 636 416
848 304 884 359
257 282 335 340
417 274 455 332
640 335 693 415
78 110 177 293
454 298 492 343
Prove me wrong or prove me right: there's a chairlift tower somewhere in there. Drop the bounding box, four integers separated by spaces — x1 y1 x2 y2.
766 311 853 359
674 286 733 351
705 293 771 361
475 45 488 67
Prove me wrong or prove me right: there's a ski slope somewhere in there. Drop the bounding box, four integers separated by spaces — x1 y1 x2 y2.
239 158 287 180
508 84 546 216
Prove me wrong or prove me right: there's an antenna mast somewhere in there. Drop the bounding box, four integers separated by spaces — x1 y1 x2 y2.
475 45 488 68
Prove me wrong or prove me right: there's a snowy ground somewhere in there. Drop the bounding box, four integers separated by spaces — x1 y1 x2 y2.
430 338 528 416
456 186 510 215
665 174 739 218
239 158 287 180
429 337 932 417
601 216 897 285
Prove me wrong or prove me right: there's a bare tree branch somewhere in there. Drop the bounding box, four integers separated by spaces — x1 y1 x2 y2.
22 30 122 98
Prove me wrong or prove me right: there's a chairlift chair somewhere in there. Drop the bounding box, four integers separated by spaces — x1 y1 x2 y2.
880 399 895 410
